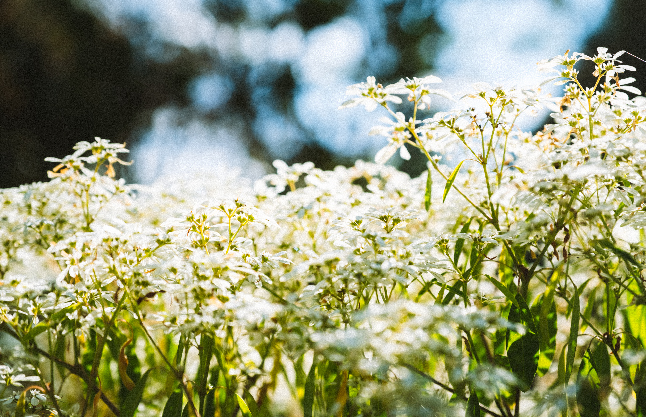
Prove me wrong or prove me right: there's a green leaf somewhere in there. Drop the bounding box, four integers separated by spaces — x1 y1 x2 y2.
204 388 216 417
515 293 537 334
321 360 341 411
105 329 123 362
15 390 26 417
295 355 306 389
303 360 316 417
535 291 557 376
82 330 98 375
485 274 520 309
175 335 186 366
50 302 80 321
606 281 618 332
625 304 646 347
443 160 464 203
424 168 432 211
565 285 581 384
585 343 610 410
196 334 214 410
493 305 511 355
24 322 49 342
162 390 183 417
441 280 464 305
591 341 611 390
509 165 525 174
506 291 537 341
635 358 646 416
581 286 598 333
243 393 263 417
538 291 556 349
121 369 152 417
454 219 472 266
577 356 601 417
507 332 539 391
465 390 481 417
553 344 567 387
434 283 446 305
595 238 642 267
54 333 67 378
237 394 253 417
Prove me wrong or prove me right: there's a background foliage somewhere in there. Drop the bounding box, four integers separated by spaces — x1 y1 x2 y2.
1 0 644 188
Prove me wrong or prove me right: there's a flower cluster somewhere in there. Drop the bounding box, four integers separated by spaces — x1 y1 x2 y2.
1 49 646 417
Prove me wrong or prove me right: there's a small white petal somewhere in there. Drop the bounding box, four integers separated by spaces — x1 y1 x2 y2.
399 145 411 160
375 145 397 164
418 75 442 84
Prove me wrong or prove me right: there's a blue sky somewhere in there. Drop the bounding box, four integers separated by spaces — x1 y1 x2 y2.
82 0 612 183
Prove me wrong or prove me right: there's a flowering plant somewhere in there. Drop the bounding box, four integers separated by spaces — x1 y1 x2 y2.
1 48 645 417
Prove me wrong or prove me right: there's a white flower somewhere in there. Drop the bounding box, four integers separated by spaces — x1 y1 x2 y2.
340 76 403 111
371 112 414 164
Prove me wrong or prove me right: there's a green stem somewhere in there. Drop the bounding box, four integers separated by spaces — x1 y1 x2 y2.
126 291 202 417
401 363 504 417
0 323 121 416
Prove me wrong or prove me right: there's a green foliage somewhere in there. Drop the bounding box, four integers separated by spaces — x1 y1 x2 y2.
1 48 646 417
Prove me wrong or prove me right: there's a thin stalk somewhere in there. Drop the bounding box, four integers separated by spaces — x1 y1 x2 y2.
401 363 504 417
126 292 202 417
381 101 493 222
0 324 121 416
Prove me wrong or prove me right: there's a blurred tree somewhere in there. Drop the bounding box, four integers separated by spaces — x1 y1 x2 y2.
582 0 646 94
0 0 445 186
0 0 197 187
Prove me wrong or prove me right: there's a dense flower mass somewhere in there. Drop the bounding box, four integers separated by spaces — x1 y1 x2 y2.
1 48 646 417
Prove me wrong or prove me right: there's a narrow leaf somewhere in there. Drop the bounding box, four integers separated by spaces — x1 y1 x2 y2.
536 292 557 376
625 304 646 346
484 274 519 309
596 238 642 267
635 358 646 416
162 390 183 417
590 341 611 392
244 393 262 416
15 390 26 417
237 394 253 417
50 302 80 321
581 287 598 333
335 370 349 417
507 332 539 391
565 285 581 384
454 219 472 266
175 335 186 366
119 336 136 390
554 344 567 387
295 355 306 389
121 369 152 417
54 333 67 379
196 334 214 408
465 390 481 417
204 388 216 417
303 360 316 417
441 280 464 305
424 168 432 211
577 356 601 417
515 293 537 334
443 160 464 203
539 280 557 351
24 322 49 342
434 283 446 305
